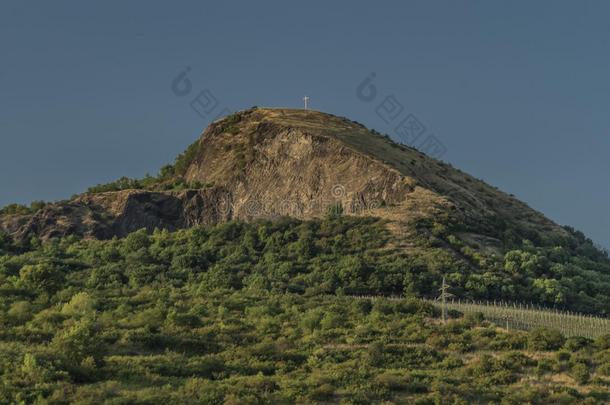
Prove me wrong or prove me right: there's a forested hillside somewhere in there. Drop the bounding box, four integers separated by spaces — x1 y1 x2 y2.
1 216 609 403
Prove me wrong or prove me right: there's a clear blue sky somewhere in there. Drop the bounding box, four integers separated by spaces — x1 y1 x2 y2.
1 1 609 248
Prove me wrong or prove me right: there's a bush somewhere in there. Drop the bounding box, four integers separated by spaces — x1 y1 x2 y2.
464 311 484 325
556 350 571 362
374 371 408 390
19 262 64 292
535 358 555 376
310 383 335 400
173 140 201 176
220 113 241 135
594 334 610 350
0 201 46 217
564 336 592 352
7 301 33 324
177 379 225 404
528 328 565 351
570 362 590 384
52 319 103 364
598 362 610 376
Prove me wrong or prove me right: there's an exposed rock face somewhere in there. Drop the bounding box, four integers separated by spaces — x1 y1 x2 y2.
185 116 416 221
0 189 233 241
0 108 566 243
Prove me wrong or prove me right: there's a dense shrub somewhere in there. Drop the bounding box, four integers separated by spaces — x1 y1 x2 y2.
528 328 566 351
0 201 46 217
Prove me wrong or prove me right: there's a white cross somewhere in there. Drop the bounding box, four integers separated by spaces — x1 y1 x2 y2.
303 96 309 110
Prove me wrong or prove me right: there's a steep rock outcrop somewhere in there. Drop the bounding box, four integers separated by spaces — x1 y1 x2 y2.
0 108 567 244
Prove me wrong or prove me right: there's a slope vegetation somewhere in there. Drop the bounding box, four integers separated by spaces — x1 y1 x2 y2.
1 217 609 404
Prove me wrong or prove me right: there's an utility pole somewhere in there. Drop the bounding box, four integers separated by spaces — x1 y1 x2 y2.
437 276 454 324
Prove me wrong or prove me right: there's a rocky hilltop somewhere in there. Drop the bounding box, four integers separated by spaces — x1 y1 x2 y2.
0 108 565 245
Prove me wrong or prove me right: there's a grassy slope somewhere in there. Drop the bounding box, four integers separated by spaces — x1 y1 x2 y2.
2 291 609 404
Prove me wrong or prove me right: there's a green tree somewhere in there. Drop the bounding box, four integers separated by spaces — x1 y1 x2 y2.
19 262 64 292
51 319 103 364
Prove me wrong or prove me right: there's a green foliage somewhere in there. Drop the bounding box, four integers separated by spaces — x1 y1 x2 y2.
0 200 46 217
571 361 590 384
19 262 64 293
0 232 15 255
0 217 608 403
172 140 201 176
565 336 593 352
528 328 566 351
85 174 206 194
51 318 103 364
432 217 610 314
221 113 241 134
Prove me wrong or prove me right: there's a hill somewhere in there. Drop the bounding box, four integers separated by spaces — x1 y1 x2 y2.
1 107 610 402
1 107 609 314
0 107 568 242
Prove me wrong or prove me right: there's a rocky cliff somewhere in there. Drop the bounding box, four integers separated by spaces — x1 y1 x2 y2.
0 108 567 245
